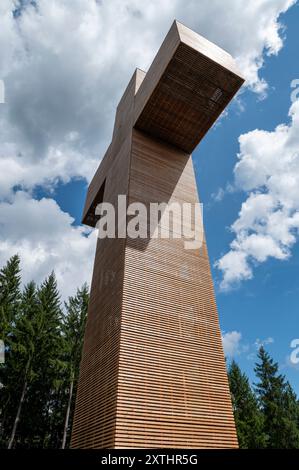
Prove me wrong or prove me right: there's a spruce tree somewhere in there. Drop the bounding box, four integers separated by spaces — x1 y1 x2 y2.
254 346 299 448
15 273 64 448
61 284 89 448
0 254 21 339
0 257 90 448
36 282 89 448
228 360 266 448
6 282 40 448
0 255 22 447
36 272 64 447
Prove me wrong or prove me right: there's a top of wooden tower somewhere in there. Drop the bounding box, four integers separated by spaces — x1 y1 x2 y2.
82 20 244 227
133 20 244 153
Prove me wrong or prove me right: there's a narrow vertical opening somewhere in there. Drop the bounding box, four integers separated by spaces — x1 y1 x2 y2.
86 178 106 226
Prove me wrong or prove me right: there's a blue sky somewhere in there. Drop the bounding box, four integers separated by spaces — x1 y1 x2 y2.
0 0 298 393
194 5 299 392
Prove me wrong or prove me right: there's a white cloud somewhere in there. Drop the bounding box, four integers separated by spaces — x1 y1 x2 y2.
217 250 252 288
222 330 242 357
0 0 296 292
255 337 274 349
0 0 296 198
216 101 299 290
246 337 275 361
212 187 226 203
0 191 96 299
211 183 235 203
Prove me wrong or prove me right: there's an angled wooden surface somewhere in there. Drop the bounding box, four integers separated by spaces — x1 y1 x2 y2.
134 20 244 153
82 21 244 227
71 20 244 449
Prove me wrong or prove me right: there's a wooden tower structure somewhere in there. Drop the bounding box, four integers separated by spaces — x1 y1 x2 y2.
71 21 244 448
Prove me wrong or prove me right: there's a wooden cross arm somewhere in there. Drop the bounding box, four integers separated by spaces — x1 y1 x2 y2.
134 20 244 153
82 20 244 227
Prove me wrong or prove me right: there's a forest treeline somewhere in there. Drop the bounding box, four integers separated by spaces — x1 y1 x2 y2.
0 255 299 448
0 255 88 448
228 350 299 448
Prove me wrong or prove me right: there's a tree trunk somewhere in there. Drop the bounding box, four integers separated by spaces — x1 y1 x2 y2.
7 374 28 449
61 371 74 449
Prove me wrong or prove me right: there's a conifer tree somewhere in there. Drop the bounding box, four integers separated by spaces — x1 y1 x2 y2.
0 254 21 338
228 360 266 448
254 346 299 448
0 255 22 446
7 282 40 448
0 257 89 449
34 272 64 447
61 284 89 448
13 273 64 448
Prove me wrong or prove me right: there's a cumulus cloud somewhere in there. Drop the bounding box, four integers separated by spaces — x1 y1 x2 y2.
222 331 242 357
0 0 296 292
0 191 96 299
216 101 299 290
0 0 296 198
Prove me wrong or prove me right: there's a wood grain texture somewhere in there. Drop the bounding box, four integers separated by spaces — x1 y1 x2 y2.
134 20 244 154
71 20 244 449
113 130 237 448
71 135 131 448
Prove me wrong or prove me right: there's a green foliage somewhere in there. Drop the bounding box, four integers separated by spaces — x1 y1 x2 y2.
0 254 21 338
228 347 299 449
228 360 266 448
254 346 299 448
0 256 89 448
48 284 89 448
